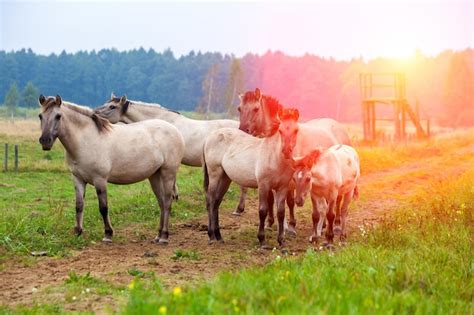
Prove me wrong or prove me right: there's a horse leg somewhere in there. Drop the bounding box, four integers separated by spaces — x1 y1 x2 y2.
275 188 289 250
172 180 179 201
339 191 353 241
286 189 297 237
232 186 248 216
73 176 86 236
206 167 231 243
266 191 275 230
258 186 271 249
315 196 328 240
334 195 343 235
94 180 113 242
309 194 320 243
325 198 336 246
149 169 176 244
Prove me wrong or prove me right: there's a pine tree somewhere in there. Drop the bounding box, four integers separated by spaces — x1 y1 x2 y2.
224 58 244 117
4 83 19 116
21 82 40 108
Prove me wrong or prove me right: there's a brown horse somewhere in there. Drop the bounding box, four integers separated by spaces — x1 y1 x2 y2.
38 95 185 243
203 108 300 249
237 88 351 233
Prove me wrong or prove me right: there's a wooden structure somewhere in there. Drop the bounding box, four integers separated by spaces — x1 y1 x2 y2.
359 72 428 141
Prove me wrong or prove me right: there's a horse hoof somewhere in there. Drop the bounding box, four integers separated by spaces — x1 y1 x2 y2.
280 247 289 255
232 211 242 216
333 225 342 235
102 237 112 243
158 238 169 245
286 227 297 237
260 244 273 250
309 235 318 243
74 227 83 236
323 242 334 250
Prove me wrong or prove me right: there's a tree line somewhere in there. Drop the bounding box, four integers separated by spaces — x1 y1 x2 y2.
1 48 472 126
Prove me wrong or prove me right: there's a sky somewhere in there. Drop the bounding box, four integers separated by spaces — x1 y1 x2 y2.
0 0 472 60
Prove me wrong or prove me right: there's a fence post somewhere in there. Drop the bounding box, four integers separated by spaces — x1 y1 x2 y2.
14 145 18 172
4 143 8 172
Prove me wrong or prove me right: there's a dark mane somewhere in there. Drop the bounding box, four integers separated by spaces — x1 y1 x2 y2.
109 97 181 115
241 90 283 118
42 96 111 132
262 95 283 118
41 97 60 112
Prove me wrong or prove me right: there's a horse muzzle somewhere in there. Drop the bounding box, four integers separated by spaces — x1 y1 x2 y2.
39 136 54 151
295 196 305 207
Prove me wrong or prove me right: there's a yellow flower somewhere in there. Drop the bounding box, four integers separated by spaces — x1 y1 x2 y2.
172 286 182 297
128 280 135 290
159 306 167 314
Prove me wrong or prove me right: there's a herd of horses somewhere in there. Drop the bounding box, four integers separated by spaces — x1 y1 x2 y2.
37 88 360 250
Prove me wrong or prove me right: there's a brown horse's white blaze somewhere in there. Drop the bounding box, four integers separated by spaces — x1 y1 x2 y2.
293 145 360 244
203 108 300 249
237 88 352 235
94 94 249 214
38 95 185 244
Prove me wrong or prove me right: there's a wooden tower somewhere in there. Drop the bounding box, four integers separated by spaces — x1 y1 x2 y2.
359 72 428 142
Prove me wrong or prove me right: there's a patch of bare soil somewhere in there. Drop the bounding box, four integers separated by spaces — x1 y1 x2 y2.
1 145 473 312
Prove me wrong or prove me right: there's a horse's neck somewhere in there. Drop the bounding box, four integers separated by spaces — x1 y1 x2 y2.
126 102 182 124
58 106 96 156
261 133 287 167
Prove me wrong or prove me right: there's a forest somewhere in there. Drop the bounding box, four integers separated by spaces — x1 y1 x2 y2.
1 48 473 126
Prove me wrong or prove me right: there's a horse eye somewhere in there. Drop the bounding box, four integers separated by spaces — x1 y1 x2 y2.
237 107 241 112
305 177 311 182
38 114 42 120
55 114 62 120
110 105 116 110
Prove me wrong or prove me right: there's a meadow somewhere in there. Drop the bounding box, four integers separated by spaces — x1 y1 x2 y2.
0 118 473 314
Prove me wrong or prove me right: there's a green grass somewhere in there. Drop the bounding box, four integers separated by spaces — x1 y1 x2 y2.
123 170 474 315
0 131 244 263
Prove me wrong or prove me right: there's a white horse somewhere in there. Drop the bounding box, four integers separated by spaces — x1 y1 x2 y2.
94 94 249 213
237 88 351 234
293 145 360 245
38 95 185 244
203 108 301 249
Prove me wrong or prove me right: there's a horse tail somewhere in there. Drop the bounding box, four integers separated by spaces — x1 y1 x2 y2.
203 156 209 193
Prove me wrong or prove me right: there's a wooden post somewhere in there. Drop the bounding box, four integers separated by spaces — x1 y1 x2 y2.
426 119 430 138
3 143 8 172
370 102 376 141
14 145 18 172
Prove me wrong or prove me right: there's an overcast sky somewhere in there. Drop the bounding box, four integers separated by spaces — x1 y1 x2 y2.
1 0 472 60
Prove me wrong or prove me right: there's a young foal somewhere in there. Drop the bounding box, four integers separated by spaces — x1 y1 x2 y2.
293 145 360 244
94 94 249 213
203 108 300 249
38 95 185 243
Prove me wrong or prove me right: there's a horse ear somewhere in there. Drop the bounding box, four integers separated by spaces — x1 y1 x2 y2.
55 95 62 106
277 107 284 119
290 108 299 121
255 88 261 101
306 149 321 167
111 92 116 99
39 94 46 106
120 95 128 105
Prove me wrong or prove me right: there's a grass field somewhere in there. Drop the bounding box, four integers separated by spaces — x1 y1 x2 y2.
0 119 473 314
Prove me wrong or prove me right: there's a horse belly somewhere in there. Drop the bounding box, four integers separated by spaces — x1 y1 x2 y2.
222 160 258 188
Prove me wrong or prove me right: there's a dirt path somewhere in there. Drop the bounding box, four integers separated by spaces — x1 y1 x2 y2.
1 145 473 312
